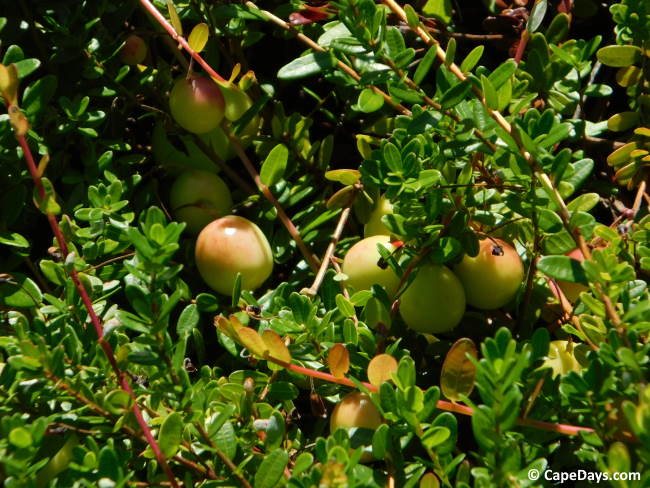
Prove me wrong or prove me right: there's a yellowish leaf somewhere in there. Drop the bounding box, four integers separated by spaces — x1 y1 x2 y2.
166 0 183 36
188 23 209 53
419 473 440 488
367 353 398 387
328 343 350 379
37 155 50 178
0 64 19 105
440 338 477 402
262 330 291 366
237 327 268 358
214 314 243 339
9 106 29 136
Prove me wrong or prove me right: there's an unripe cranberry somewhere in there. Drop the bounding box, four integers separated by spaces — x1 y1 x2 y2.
119 34 147 65
195 216 273 295
169 170 232 234
453 238 524 310
342 235 400 295
170 75 225 134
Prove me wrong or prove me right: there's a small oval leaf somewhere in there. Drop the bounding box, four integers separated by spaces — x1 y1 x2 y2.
440 338 477 402
325 169 361 185
357 88 384 113
538 255 588 283
367 353 398 387
260 143 289 187
597 45 642 68
159 412 183 458
237 327 269 358
328 343 350 379
166 0 183 36
188 23 209 52
262 330 291 369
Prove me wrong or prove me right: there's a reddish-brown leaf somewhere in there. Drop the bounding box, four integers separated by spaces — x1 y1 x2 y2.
328 343 350 379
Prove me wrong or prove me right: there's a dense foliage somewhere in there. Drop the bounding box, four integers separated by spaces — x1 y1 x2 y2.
1 0 649 486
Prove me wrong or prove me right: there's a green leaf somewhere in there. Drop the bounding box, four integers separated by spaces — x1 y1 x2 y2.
14 58 40 78
0 273 42 308
372 423 390 460
254 449 288 488
385 27 406 59
335 294 355 317
325 169 361 185
422 0 453 23
420 426 450 449
596 45 642 68
0 231 29 248
404 4 420 28
584 83 613 97
545 13 570 43
567 193 599 213
33 177 61 215
260 144 288 187
526 0 548 33
277 52 336 80
158 412 183 458
440 80 471 109
214 421 237 459
444 38 456 67
460 45 484 73
357 88 384 113
188 23 209 52
480 75 498 110
9 427 32 448
383 142 402 171
488 59 516 89
414 46 438 85
292 453 313 477
23 75 57 117
538 255 587 283
177 304 199 339
607 111 640 132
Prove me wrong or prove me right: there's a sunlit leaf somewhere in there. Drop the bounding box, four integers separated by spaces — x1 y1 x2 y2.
188 23 209 52
328 343 350 379
367 354 398 387
262 330 291 370
440 338 477 401
238 327 269 358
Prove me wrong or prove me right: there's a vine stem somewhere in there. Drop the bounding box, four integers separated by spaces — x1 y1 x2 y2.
138 0 227 83
382 0 624 330
228 133 321 272
16 134 179 488
265 355 594 436
301 204 353 297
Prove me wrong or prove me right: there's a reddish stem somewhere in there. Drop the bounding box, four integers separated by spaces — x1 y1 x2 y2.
138 0 227 83
266 355 594 436
17 135 179 488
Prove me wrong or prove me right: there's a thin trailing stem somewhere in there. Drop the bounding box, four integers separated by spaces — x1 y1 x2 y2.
301 203 354 297
138 0 227 83
228 132 321 272
14 131 179 487
263 354 594 436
